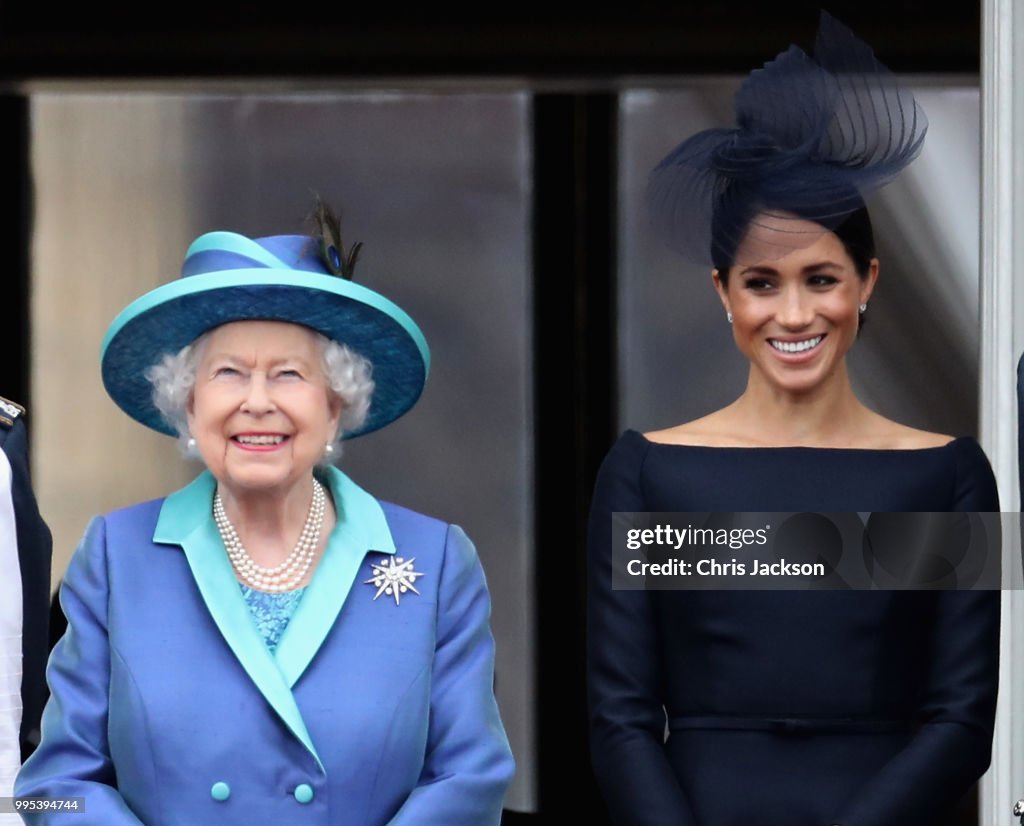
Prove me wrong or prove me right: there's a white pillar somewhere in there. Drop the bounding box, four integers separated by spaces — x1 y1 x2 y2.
980 0 1024 823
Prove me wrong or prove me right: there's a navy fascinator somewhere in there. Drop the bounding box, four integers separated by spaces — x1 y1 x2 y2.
647 11 927 268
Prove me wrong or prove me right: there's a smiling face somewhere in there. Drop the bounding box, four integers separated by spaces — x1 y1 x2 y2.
187 320 341 500
714 214 878 397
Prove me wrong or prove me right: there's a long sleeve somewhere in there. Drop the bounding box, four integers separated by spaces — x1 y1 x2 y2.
586 433 698 826
829 438 1001 826
14 517 144 825
386 524 514 825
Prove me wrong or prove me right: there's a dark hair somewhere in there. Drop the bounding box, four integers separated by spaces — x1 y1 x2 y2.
713 205 876 287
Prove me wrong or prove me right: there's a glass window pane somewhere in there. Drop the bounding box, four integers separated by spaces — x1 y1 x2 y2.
618 79 981 439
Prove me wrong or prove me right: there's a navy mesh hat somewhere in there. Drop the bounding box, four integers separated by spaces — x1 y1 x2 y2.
647 10 927 268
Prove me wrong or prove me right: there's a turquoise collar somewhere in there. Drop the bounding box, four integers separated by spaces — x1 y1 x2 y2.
153 465 395 769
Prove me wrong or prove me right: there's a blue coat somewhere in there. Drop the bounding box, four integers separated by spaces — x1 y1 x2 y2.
16 467 515 824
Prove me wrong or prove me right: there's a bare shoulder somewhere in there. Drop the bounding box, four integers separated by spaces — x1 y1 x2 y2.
861 416 956 450
645 410 956 450
644 410 755 447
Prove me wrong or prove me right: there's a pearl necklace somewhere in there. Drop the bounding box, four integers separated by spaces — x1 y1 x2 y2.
213 479 326 593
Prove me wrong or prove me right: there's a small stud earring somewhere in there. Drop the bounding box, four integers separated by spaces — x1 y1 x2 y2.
186 437 196 449
726 312 733 324
858 303 867 314
324 443 335 455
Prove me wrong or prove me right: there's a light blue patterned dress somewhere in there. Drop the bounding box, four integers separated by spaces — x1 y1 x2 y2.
238 584 307 653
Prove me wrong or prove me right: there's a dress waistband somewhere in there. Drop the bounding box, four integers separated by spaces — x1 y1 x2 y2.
667 715 914 734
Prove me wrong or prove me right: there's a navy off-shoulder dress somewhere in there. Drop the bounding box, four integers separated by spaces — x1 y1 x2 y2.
587 429 1000 826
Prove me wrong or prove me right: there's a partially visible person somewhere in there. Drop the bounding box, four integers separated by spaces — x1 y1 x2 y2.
0 397 52 823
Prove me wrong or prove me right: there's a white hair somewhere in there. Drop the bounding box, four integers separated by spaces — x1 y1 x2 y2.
145 328 375 463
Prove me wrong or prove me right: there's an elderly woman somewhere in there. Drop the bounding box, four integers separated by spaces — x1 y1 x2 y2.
15 206 515 824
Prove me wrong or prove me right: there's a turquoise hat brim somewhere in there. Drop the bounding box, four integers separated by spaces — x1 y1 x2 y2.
101 268 430 438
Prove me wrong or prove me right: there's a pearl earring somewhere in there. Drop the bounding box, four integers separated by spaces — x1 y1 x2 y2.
858 303 867 314
186 437 196 449
726 312 733 324
324 443 335 455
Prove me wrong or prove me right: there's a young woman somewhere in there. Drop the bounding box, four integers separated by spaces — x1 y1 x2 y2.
587 14 999 826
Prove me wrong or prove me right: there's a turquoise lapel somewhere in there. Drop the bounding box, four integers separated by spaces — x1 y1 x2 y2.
155 472 321 768
152 467 396 771
275 466 396 687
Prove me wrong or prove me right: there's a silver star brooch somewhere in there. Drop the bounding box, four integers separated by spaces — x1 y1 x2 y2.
364 556 425 605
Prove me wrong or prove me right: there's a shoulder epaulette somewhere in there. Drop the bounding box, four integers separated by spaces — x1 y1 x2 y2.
0 395 25 428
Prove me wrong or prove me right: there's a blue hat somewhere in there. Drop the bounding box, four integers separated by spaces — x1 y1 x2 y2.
100 230 430 439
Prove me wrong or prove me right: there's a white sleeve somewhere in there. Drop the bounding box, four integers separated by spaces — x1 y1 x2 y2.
0 448 23 821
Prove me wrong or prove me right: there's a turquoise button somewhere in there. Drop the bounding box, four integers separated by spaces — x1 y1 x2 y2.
210 781 231 802
293 783 314 804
